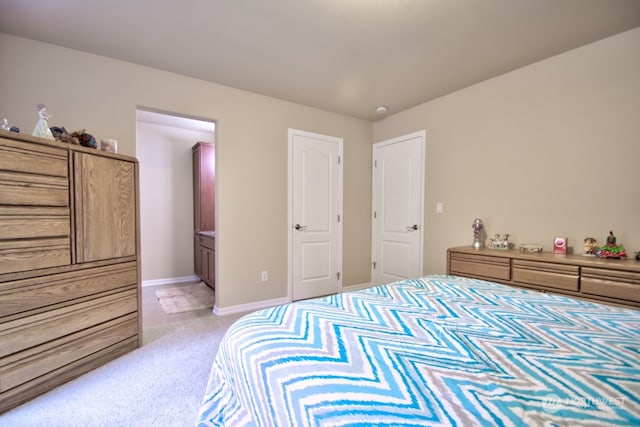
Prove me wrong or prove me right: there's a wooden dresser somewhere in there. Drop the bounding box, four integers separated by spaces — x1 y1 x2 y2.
448 246 640 307
0 131 140 413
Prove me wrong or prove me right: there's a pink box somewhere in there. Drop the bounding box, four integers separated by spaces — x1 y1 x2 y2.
553 237 567 254
100 138 117 153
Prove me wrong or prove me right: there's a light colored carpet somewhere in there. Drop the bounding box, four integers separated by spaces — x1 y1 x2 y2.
156 282 215 314
0 285 245 427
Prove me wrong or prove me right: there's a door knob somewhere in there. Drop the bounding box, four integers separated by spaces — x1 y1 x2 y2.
407 224 419 231
295 224 307 231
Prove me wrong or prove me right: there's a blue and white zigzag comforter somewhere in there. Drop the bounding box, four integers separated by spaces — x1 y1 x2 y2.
197 275 640 426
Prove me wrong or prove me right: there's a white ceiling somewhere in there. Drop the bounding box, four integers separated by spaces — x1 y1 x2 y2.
1 0 639 121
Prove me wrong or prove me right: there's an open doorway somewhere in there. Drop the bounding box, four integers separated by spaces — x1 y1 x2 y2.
135 108 216 288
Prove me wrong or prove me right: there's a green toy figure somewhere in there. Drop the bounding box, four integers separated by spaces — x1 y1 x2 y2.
597 231 627 258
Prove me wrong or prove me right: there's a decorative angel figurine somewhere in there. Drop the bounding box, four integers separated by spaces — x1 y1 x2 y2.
32 104 55 140
1 117 10 131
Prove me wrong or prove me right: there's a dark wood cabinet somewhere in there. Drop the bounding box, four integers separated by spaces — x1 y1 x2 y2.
448 246 640 307
198 234 215 287
193 142 215 233
192 142 215 289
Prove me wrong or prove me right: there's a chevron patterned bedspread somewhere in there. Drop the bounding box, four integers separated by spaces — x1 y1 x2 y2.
197 275 640 426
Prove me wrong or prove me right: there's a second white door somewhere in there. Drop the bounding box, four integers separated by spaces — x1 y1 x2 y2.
289 129 343 301
371 131 425 285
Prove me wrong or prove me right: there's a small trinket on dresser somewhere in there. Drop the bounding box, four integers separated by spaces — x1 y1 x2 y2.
100 138 117 153
553 237 567 254
32 104 55 140
519 244 543 253
471 218 485 249
596 231 627 258
582 237 599 256
488 233 511 250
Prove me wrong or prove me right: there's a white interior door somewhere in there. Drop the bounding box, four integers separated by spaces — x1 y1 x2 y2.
289 129 343 301
372 131 425 285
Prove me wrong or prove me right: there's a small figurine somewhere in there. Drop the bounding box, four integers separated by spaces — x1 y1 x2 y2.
50 126 80 144
583 237 599 256
488 233 510 250
0 117 10 131
472 218 485 249
596 231 627 258
32 104 55 140
71 129 98 148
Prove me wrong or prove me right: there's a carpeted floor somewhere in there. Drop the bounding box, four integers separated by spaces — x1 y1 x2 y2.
0 283 246 427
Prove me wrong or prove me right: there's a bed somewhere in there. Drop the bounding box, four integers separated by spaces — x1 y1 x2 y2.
197 275 640 426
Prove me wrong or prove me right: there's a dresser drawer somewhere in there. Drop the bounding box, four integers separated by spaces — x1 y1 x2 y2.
0 262 138 319
0 206 71 275
0 137 68 178
0 288 138 358
0 207 70 240
0 171 69 207
581 267 640 303
0 238 70 275
512 260 579 291
449 252 511 281
0 315 137 393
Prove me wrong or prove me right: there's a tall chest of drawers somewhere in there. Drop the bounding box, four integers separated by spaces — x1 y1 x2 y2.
0 131 141 413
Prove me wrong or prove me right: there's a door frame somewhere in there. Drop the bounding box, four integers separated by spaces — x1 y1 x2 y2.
371 130 426 284
287 128 344 301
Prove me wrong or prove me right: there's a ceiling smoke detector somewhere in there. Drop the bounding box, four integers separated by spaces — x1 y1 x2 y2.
375 105 388 115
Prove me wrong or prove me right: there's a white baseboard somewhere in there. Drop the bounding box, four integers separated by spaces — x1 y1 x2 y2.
342 282 373 292
141 275 200 287
213 296 290 317
212 282 374 317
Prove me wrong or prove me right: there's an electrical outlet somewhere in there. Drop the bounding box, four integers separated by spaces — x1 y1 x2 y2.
261 271 268 282
436 202 444 214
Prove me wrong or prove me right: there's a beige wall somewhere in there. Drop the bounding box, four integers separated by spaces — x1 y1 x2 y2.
2 28 638 309
0 33 373 309
373 27 640 274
